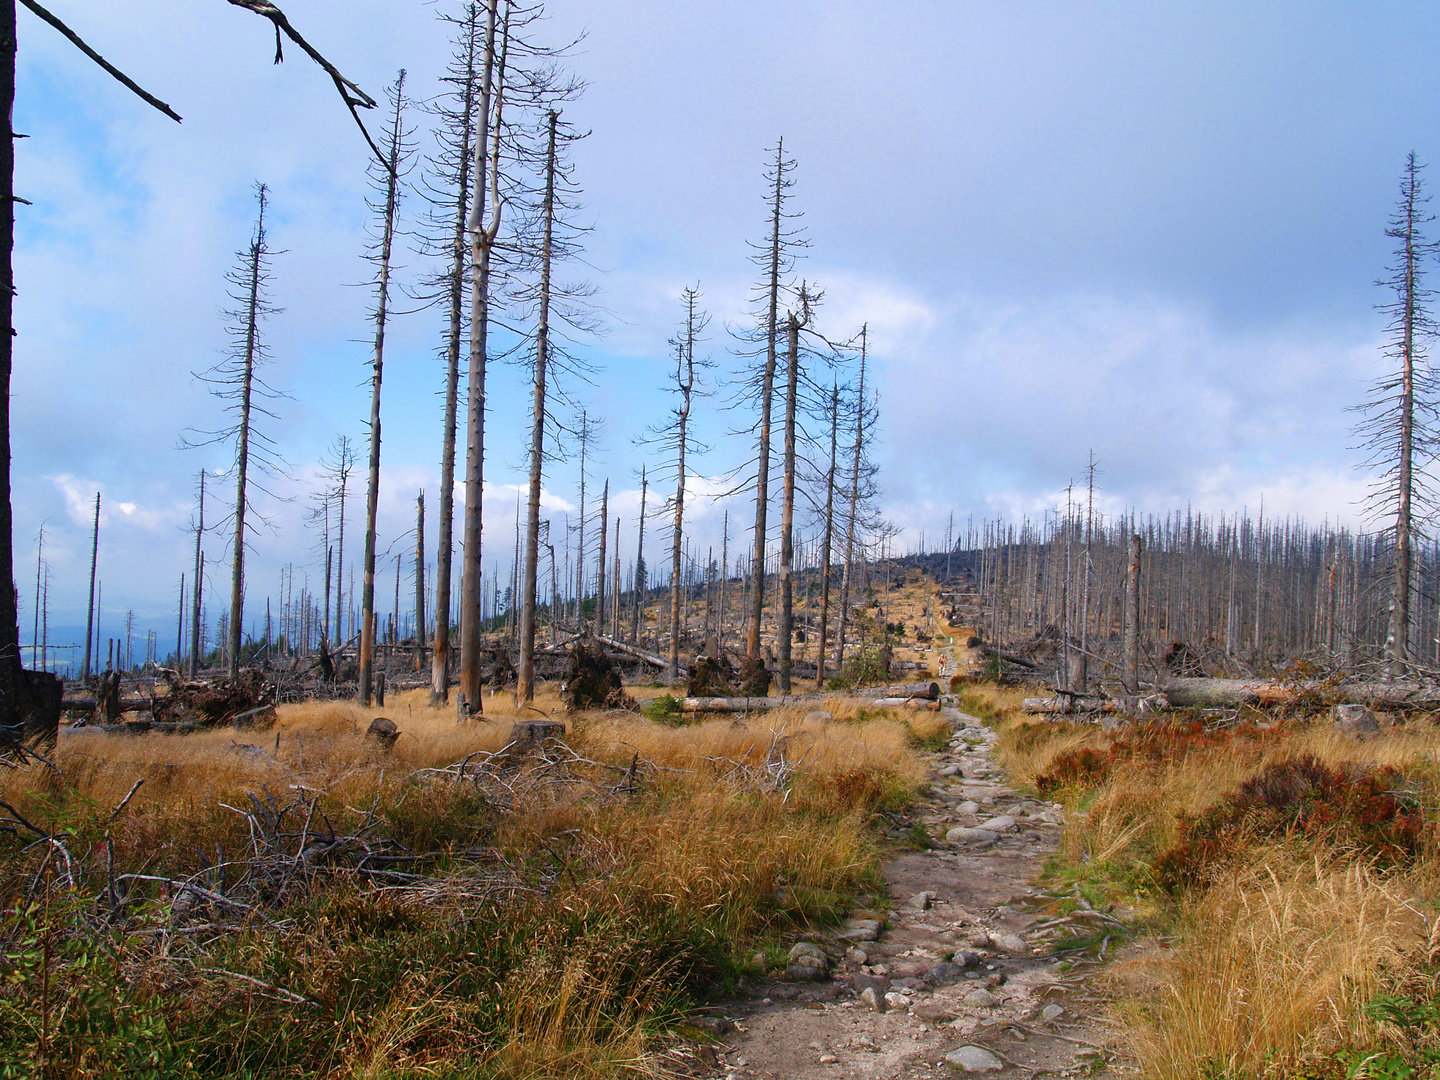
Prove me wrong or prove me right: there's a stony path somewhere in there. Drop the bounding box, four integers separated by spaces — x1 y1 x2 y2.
702 705 1130 1079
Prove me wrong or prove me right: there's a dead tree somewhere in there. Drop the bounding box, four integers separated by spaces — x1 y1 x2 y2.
414 489 426 671
1354 151 1440 674
631 465 648 645
814 382 840 689
639 287 710 680
80 491 99 679
594 478 608 635
356 73 412 704
321 435 355 645
516 111 560 704
183 184 287 679
515 99 593 702
571 409 601 630
457 0 504 715
835 327 880 670
1123 533 1142 692
188 470 208 675
738 140 804 660
418 2 483 705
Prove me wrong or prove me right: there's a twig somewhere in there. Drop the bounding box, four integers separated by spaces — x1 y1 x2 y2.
117 874 280 928
1002 1021 1108 1050
194 967 315 1006
107 778 144 822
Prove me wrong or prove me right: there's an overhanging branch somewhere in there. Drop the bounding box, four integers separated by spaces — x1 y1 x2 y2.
18 0 182 121
224 0 384 165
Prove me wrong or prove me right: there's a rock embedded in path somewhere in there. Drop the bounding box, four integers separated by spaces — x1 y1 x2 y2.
903 891 936 911
988 932 1030 955
978 815 1016 833
785 941 829 981
884 991 911 1011
927 961 965 985
945 826 998 846
955 800 980 816
945 1045 1005 1072
859 986 886 1012
963 988 999 1007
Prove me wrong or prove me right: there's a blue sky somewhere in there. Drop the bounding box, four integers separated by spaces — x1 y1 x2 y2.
11 0 1439 652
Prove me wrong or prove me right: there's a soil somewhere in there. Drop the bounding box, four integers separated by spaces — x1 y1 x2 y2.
698 661 1136 1078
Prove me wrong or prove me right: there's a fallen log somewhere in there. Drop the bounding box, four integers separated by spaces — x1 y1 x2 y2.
594 634 685 677
1163 678 1440 709
1022 697 1122 715
869 681 940 700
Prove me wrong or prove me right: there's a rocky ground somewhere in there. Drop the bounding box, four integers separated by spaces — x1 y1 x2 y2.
694 702 1136 1079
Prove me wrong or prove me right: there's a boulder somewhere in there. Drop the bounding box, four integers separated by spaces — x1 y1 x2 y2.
1333 703 1381 739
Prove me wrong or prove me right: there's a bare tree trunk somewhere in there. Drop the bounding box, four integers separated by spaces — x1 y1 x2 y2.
747 141 788 659
632 466 648 644
595 479 608 636
82 492 101 679
226 188 273 679
414 489 425 671
1072 452 1094 691
430 12 480 705
666 297 699 681
612 516 621 637
815 382 839 689
1123 533 1141 693
458 0 504 716
835 327 867 670
517 110 559 704
777 309 801 691
358 76 407 705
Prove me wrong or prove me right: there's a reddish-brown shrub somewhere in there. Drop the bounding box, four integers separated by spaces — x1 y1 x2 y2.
1035 747 1115 793
1155 754 1427 891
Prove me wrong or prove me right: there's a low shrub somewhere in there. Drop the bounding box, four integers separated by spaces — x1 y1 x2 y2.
1155 755 1427 891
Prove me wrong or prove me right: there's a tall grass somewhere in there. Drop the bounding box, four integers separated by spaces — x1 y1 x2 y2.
988 693 1440 1078
0 690 929 1079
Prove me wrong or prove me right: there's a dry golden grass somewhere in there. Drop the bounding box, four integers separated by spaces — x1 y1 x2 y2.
988 698 1440 1078
0 683 924 1078
1127 851 1437 1078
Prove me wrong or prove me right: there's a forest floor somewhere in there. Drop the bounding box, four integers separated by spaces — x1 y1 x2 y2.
700 635 1140 1080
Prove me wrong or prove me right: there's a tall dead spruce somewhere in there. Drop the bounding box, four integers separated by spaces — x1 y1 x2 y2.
1355 151 1440 675
515 111 560 704
738 141 806 663
640 287 711 680
418 5 478 703
357 73 413 706
184 184 287 679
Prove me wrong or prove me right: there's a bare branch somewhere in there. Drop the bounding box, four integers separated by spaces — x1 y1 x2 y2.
223 0 384 163
19 0 181 121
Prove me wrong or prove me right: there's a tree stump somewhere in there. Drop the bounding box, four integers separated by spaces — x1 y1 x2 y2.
510 720 565 746
365 716 400 751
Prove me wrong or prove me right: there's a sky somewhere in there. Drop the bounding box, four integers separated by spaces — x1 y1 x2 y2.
11 0 1440 657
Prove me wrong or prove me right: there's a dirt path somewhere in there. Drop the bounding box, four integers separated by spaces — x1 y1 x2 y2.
703 701 1132 1079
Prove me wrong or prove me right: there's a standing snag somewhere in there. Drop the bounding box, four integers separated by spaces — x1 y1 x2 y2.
183 183 287 679
1353 151 1440 675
